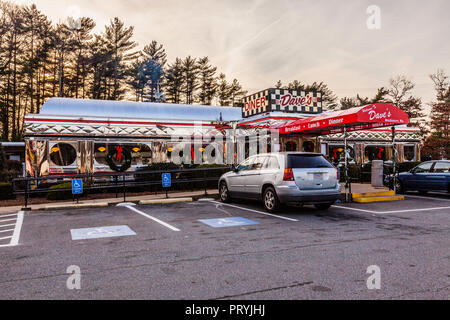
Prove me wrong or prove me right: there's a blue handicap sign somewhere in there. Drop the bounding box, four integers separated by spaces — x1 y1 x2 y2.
162 173 171 188
199 217 260 228
72 179 83 194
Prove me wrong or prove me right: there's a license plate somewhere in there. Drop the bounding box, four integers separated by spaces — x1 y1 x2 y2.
313 173 323 180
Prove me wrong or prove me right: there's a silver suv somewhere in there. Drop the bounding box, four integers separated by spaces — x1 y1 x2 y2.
218 152 342 212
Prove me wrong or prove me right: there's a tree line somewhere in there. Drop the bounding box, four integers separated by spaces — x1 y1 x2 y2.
0 1 247 141
275 71 450 159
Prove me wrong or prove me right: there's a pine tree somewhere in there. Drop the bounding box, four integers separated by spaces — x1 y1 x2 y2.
103 17 138 100
216 73 231 106
181 56 198 104
228 78 247 107
196 57 217 105
165 58 183 104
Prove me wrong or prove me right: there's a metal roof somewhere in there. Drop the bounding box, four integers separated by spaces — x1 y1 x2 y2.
38 98 243 122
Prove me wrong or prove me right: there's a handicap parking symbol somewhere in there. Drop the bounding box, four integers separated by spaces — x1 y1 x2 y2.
162 173 171 188
199 217 260 228
70 225 136 241
72 179 83 195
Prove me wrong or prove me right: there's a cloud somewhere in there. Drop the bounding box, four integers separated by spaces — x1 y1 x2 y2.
32 0 450 103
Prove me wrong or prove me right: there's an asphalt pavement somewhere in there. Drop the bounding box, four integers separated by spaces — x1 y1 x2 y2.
0 192 449 300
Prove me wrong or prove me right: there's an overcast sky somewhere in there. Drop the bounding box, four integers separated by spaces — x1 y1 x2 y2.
16 0 450 107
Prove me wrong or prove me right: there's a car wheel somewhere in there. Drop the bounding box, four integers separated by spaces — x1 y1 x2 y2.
395 180 405 194
219 182 232 203
263 187 280 213
314 203 332 210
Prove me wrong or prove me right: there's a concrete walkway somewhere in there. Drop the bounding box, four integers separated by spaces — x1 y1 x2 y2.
0 183 388 214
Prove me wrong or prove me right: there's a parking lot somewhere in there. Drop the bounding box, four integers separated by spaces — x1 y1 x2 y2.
0 193 449 300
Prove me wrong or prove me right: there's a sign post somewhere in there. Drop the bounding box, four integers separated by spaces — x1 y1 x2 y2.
162 173 171 199
72 179 83 204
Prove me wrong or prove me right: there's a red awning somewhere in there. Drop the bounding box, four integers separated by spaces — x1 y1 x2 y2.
275 103 409 136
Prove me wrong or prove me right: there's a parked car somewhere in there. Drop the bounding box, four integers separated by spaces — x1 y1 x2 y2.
384 160 450 194
218 152 342 212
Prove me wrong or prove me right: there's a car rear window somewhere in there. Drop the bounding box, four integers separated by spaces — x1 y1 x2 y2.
287 154 334 169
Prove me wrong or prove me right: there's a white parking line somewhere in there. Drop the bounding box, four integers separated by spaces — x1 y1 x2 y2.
332 205 450 215
0 223 17 228
0 213 19 218
405 194 450 202
0 218 18 223
209 201 299 222
0 211 24 248
124 205 180 232
10 212 24 246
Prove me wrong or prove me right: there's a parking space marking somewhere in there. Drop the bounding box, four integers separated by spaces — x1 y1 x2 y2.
0 213 20 218
199 217 260 228
209 201 299 222
10 212 24 246
124 205 181 232
0 212 24 248
0 223 17 228
405 194 450 202
0 218 18 223
332 205 450 215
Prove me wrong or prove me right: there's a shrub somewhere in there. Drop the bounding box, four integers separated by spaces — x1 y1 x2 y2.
46 182 86 201
0 182 15 200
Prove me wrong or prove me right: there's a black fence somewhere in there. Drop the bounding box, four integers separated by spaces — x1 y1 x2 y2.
13 166 231 209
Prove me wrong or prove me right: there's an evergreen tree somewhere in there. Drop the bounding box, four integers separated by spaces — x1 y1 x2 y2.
196 57 217 105
181 56 198 104
165 58 183 104
103 17 138 100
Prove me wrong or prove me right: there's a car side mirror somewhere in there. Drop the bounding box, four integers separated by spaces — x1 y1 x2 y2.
410 169 416 174
232 164 239 172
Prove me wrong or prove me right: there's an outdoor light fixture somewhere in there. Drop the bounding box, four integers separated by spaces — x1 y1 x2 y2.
50 147 60 153
132 147 141 153
98 147 106 152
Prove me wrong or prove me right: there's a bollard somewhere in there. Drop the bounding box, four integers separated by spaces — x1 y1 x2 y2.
371 160 384 187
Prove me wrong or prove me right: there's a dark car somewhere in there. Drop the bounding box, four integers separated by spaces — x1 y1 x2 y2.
385 160 450 194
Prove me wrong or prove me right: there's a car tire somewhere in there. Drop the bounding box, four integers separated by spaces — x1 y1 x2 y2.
263 187 280 213
395 180 405 194
219 182 232 203
314 203 332 210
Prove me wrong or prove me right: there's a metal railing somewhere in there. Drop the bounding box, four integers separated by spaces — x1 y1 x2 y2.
13 166 231 209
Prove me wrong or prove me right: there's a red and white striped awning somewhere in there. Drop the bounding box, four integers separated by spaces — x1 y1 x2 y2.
274 103 409 136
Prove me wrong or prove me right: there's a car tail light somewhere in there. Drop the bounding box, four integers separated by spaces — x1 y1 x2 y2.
283 168 294 181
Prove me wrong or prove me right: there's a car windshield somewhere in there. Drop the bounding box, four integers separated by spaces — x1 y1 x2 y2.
287 154 334 169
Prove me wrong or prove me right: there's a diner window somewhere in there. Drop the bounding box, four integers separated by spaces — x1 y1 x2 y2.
303 141 315 152
50 143 77 167
365 146 392 162
329 145 355 163
404 145 415 161
285 141 297 152
130 144 152 165
94 143 109 165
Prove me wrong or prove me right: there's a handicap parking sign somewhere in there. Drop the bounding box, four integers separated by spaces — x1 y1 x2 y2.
199 217 260 228
72 179 83 195
162 173 171 188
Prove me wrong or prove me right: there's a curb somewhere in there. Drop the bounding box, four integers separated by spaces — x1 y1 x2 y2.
39 202 109 211
139 198 193 205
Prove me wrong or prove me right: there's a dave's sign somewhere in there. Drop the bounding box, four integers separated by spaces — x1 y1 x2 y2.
242 88 323 118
